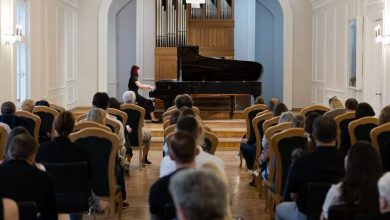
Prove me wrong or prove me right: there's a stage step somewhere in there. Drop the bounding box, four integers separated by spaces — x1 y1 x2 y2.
150 137 242 151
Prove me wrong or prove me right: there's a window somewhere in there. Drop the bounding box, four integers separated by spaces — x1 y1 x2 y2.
16 0 28 103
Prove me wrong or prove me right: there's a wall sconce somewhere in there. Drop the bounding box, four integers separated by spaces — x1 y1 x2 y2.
1 25 22 45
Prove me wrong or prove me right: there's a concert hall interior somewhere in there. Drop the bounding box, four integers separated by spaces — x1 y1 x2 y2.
1 0 390 219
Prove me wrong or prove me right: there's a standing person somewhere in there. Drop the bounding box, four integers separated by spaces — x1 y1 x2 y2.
128 65 160 123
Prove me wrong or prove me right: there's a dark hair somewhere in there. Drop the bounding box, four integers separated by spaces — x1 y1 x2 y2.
130 65 139 77
5 127 30 161
54 111 75 137
379 105 390 125
109 97 121 110
179 107 196 118
292 115 304 128
1 101 16 115
175 94 194 109
267 98 280 112
273 103 288 116
169 109 181 125
176 116 200 140
341 142 381 212
92 92 110 110
35 100 50 107
312 116 337 143
355 102 375 119
170 131 197 164
345 98 358 111
304 112 321 134
254 96 265 105
7 133 37 160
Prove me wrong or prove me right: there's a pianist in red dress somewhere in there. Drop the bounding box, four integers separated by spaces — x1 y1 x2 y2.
128 65 160 123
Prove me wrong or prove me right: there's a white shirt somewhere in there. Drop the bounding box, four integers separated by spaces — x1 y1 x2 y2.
159 146 225 178
322 182 342 219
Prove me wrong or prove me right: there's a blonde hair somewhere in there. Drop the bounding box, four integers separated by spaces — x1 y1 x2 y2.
21 99 35 113
86 108 106 125
379 106 390 125
329 97 344 110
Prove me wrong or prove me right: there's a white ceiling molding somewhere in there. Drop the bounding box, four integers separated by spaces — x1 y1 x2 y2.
61 0 79 8
310 0 337 11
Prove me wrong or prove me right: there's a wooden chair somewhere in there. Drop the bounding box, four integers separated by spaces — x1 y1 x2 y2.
249 112 273 169
167 105 176 112
163 119 171 131
370 123 390 171
49 104 65 113
105 117 121 135
33 106 59 141
0 125 7 159
262 116 280 134
69 128 122 219
162 109 175 120
120 104 146 169
202 131 219 154
73 121 111 133
107 108 128 128
76 113 87 122
301 104 330 118
15 110 41 143
335 112 355 153
267 128 307 218
323 108 345 119
348 116 379 145
164 124 176 138
162 106 201 119
256 110 269 117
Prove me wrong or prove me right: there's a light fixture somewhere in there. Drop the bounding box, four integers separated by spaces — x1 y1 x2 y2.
186 0 205 8
379 1 390 45
1 25 22 45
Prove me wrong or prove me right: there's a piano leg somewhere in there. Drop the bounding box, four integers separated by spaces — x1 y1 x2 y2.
230 95 235 119
163 99 173 111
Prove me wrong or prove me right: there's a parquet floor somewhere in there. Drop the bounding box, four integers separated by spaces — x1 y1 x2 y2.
77 150 268 220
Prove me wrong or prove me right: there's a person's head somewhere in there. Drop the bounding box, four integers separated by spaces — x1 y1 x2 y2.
355 102 375 119
278 112 295 124
169 131 197 165
6 133 37 163
312 116 337 145
130 65 139 77
21 99 35 113
329 96 344 110
179 107 196 118
176 115 204 146
1 101 16 115
267 98 280 112
35 100 50 107
122 91 136 104
378 172 390 213
175 94 194 109
273 103 288 116
86 108 107 125
254 96 265 105
92 92 110 110
379 106 390 125
342 142 381 212
169 109 181 125
109 97 121 110
304 112 321 135
345 98 358 112
5 127 30 161
169 169 229 220
53 111 75 137
291 115 304 128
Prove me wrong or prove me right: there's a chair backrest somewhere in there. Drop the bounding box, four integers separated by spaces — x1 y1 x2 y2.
262 116 280 134
162 106 201 119
165 124 176 138
269 128 307 195
335 112 355 153
323 108 345 119
251 112 273 170
202 131 219 154
370 123 390 171
15 110 41 143
163 117 171 131
167 105 176 112
0 125 7 159
162 109 175 120
73 121 111 133
17 201 38 220
105 117 120 135
264 123 292 145
244 104 268 144
301 105 330 118
49 104 65 113
76 113 87 123
120 104 145 147
33 106 59 135
107 108 128 128
306 182 332 220
69 128 118 199
42 162 89 213
348 116 379 145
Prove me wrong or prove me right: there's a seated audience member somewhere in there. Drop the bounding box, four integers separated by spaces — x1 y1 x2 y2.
169 169 230 220
160 116 224 178
267 98 281 112
122 91 152 164
35 100 50 107
378 106 390 172
276 116 345 220
0 102 33 134
34 100 52 143
324 96 345 119
379 105 390 125
175 94 194 109
109 97 121 110
355 102 375 119
293 112 321 161
345 98 358 112
0 133 57 220
21 99 35 112
149 131 197 220
377 172 390 219
254 96 265 105
321 142 381 220
2 198 19 220
273 103 288 117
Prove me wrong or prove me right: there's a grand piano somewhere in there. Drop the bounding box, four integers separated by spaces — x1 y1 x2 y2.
150 46 263 111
